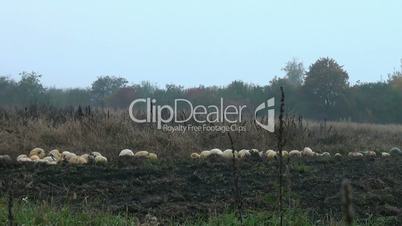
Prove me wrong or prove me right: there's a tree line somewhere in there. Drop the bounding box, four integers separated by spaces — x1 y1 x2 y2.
1 57 402 123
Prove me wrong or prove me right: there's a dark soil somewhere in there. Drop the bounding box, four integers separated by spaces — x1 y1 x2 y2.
0 157 401 223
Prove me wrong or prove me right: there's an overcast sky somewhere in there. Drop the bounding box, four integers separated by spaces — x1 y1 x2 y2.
1 1 401 88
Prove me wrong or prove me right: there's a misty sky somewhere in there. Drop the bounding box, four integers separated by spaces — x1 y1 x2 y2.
1 1 401 88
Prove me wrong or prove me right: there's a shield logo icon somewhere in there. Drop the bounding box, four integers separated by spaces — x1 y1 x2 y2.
255 98 275 132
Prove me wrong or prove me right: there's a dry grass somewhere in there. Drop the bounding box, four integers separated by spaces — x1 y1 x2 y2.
0 107 401 159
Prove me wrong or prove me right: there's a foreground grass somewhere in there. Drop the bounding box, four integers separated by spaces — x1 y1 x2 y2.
181 211 400 226
0 200 138 226
0 200 399 226
179 210 310 226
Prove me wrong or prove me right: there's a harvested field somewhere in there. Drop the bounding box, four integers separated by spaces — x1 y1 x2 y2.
1 157 401 224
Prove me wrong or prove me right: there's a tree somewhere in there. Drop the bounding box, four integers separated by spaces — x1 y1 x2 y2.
45 88 91 107
107 87 137 108
268 76 299 113
91 76 128 106
282 58 305 86
17 71 45 105
225 80 251 100
303 58 349 119
388 59 402 90
0 76 17 105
